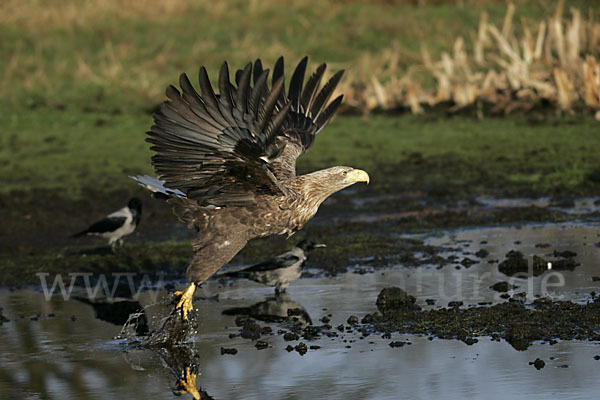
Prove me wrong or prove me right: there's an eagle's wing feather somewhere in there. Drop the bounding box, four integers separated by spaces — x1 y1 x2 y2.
147 61 290 207
147 57 344 206
267 57 345 180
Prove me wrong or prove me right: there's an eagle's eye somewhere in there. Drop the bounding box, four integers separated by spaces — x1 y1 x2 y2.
342 170 348 176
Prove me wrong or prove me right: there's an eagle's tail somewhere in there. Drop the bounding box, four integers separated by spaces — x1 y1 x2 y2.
129 175 186 199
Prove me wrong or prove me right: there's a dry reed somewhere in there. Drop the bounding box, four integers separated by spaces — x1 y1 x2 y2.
339 1 600 118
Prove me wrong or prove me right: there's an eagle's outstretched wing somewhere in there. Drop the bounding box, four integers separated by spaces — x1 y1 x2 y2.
147 57 343 206
253 57 344 180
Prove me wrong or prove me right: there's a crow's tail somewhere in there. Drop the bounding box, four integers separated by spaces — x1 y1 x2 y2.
222 270 250 279
71 230 89 238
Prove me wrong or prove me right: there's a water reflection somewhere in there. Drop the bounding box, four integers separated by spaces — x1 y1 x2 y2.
74 296 149 335
2 220 600 398
145 345 213 400
222 292 312 328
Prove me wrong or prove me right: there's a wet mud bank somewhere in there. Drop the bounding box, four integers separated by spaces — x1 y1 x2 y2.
363 287 600 351
214 285 600 359
1 183 598 288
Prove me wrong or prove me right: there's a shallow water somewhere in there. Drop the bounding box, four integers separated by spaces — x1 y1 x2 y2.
2 218 600 399
414 221 600 303
476 196 600 215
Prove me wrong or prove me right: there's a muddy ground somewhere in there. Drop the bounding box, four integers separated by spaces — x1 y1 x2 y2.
216 287 600 357
2 150 600 354
0 177 588 288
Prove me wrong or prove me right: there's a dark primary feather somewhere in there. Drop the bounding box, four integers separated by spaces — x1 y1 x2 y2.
146 56 344 206
71 217 127 237
269 57 345 179
288 56 308 110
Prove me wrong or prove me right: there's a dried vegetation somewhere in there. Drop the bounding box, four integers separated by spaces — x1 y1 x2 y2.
340 1 600 117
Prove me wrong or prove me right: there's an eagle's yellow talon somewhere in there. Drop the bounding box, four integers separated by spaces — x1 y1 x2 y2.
175 283 196 320
178 367 201 399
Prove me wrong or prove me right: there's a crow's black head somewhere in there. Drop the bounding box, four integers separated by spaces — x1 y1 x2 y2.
128 197 142 214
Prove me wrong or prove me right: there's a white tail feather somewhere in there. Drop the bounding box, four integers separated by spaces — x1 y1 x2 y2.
129 175 186 198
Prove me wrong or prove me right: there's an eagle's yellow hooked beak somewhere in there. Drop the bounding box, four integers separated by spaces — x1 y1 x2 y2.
344 169 370 184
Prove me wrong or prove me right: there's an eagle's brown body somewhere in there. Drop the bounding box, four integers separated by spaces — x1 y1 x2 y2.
170 168 345 283
134 56 369 319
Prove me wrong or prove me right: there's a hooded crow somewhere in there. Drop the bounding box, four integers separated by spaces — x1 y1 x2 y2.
72 197 142 252
222 240 325 293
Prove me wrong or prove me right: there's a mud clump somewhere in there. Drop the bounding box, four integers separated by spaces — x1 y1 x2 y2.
367 287 600 350
529 358 545 370
498 250 579 277
255 340 269 350
498 250 545 276
460 258 478 268
295 342 308 355
553 250 577 258
220 347 238 355
550 258 578 270
240 319 263 340
475 249 489 258
489 282 515 293
283 332 299 341
376 287 421 315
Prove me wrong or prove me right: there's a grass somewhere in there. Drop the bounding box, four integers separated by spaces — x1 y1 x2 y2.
1 0 599 198
2 0 596 108
305 114 600 195
2 101 599 197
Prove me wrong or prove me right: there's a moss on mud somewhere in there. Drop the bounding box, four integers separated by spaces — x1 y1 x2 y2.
362 287 600 350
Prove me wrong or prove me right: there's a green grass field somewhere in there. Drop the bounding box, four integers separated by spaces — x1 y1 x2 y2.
2 105 599 197
1 0 599 198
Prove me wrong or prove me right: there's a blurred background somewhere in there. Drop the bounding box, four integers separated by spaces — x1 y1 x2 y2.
1 0 599 194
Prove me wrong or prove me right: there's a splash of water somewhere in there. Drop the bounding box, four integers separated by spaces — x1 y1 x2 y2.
116 293 198 346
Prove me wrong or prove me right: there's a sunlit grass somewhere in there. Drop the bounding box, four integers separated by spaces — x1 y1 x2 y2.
2 102 599 197
2 0 599 198
2 0 591 108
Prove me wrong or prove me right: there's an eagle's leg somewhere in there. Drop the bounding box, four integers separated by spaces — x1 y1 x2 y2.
176 233 247 321
110 241 118 254
174 282 196 320
177 367 201 400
